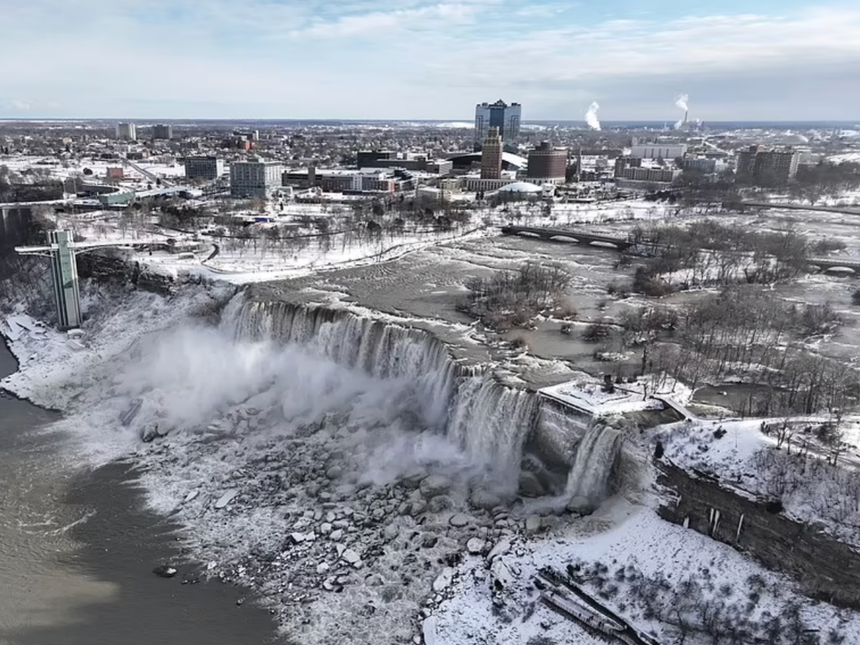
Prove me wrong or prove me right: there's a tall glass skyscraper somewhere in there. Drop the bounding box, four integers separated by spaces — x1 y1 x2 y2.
474 100 521 151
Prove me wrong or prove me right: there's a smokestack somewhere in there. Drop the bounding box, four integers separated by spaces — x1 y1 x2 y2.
577 142 582 183
684 110 688 125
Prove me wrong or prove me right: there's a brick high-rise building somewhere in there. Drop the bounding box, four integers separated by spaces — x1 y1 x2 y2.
527 141 568 181
480 127 503 179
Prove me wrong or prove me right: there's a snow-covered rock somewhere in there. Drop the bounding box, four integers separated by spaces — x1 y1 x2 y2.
449 513 471 528
432 567 454 592
466 538 485 555
488 538 512 561
340 548 361 566
525 515 542 533
214 489 239 509
420 475 451 498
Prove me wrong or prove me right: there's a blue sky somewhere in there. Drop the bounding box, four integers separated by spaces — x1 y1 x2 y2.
1 0 859 121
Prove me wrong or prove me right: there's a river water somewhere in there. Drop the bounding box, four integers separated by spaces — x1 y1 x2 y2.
0 342 281 645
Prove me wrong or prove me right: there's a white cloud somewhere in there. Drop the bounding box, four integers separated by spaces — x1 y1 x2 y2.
8 100 33 112
289 2 486 39
0 1 858 119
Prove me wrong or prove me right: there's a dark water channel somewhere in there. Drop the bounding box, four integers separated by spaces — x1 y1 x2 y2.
0 341 280 645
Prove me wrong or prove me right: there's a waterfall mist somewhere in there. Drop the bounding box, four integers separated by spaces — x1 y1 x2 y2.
68 296 548 496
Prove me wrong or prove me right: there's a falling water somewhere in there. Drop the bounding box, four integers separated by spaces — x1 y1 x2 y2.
564 422 623 505
234 298 539 485
448 374 539 482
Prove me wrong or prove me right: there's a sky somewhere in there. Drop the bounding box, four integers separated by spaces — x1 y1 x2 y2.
1 0 859 122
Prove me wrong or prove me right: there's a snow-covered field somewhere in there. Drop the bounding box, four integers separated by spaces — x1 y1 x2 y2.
0 154 185 186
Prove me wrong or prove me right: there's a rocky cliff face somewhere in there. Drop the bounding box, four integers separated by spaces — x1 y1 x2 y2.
76 251 175 295
658 460 860 609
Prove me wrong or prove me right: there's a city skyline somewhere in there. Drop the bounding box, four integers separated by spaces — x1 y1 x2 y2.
1 0 860 121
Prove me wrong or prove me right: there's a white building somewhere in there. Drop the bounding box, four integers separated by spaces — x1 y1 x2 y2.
630 143 687 160
116 122 137 141
230 159 284 198
185 156 225 181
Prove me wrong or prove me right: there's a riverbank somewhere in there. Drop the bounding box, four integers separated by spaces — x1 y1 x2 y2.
0 338 281 645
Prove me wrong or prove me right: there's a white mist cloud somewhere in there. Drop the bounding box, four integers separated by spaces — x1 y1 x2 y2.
72 323 492 488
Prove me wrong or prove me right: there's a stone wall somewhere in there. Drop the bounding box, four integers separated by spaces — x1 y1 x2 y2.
657 460 860 609
76 251 174 295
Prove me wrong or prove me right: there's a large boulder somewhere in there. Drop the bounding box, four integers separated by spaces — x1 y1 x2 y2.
420 475 451 498
518 471 546 497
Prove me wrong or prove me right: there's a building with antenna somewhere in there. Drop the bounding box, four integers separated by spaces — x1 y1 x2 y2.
474 100 521 151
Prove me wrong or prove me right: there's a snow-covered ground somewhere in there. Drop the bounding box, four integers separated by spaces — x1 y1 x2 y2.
0 154 185 187
658 414 860 547
826 152 860 164
430 501 860 644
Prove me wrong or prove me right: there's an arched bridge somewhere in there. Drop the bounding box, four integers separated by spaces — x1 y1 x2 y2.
500 225 633 250
807 257 860 274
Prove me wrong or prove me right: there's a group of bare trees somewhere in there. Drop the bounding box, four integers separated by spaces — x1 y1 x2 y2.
460 261 571 330
0 208 55 318
752 442 860 539
617 288 856 415
628 220 837 292
788 161 860 205
0 164 65 202
566 559 845 645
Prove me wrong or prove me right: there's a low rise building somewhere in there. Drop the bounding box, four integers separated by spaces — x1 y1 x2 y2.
318 169 412 194
105 167 124 181
614 157 678 184
630 143 687 160
682 157 718 174
357 151 452 175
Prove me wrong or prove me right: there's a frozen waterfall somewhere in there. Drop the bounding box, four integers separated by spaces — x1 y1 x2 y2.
448 375 539 484
233 298 539 487
236 300 457 428
564 423 623 506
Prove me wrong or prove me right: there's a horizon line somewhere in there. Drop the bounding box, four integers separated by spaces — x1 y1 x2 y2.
1 117 860 123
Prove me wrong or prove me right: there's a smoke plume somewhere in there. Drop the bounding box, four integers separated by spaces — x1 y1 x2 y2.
674 94 689 130
585 102 601 131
